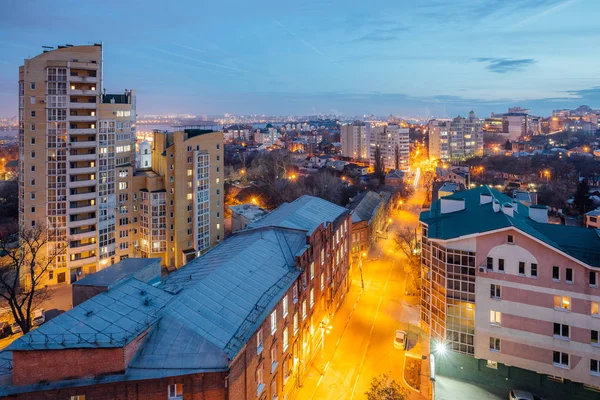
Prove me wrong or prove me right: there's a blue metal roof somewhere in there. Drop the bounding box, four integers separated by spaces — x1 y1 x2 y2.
72 258 161 288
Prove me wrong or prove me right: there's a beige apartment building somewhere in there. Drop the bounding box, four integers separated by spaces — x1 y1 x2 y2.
18 44 223 284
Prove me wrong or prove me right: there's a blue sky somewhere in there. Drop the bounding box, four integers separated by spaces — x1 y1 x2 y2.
1 0 600 118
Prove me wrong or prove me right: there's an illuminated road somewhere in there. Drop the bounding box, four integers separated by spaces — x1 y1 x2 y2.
292 202 427 400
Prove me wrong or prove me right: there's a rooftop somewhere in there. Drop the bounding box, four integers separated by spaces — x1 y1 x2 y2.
348 191 384 224
72 258 161 288
229 204 269 223
420 186 600 268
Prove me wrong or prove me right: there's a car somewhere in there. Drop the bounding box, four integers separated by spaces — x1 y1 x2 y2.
11 321 22 334
0 322 12 339
509 390 542 400
394 330 407 350
32 309 45 326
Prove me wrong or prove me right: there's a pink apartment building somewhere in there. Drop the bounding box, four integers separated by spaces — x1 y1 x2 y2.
420 186 600 394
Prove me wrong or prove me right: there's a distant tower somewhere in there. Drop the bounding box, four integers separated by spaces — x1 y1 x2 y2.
469 110 476 120
137 140 152 169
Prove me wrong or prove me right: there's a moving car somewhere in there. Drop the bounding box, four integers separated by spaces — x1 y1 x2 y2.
32 309 45 326
509 390 542 400
394 330 407 350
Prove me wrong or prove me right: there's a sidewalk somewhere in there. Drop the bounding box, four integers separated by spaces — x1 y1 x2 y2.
405 323 432 400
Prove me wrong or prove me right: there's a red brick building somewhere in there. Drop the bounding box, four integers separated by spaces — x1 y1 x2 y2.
0 195 351 400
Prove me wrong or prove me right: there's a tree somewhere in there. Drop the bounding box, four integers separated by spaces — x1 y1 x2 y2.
574 178 594 215
374 146 385 183
503 139 512 151
0 224 64 334
394 227 421 295
365 373 409 400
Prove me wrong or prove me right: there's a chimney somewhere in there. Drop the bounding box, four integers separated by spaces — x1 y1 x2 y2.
440 198 466 214
480 193 492 205
502 203 514 217
492 199 500 212
529 205 548 223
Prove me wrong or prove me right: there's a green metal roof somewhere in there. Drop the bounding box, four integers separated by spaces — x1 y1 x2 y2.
420 185 600 268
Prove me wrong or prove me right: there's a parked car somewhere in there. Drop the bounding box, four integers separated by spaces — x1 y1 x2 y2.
394 330 407 350
509 390 542 400
32 309 45 326
0 322 12 339
11 321 22 334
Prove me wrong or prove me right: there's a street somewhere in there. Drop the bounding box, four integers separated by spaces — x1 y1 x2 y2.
293 195 428 400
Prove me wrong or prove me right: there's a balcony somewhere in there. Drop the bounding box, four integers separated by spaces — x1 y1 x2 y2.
69 102 96 110
68 166 95 174
68 255 97 269
69 128 96 135
68 88 98 96
67 115 96 122
68 140 96 149
68 242 96 254
69 153 96 162
68 205 96 214
70 230 96 241
68 179 96 189
69 75 98 84
69 192 96 202
67 217 96 229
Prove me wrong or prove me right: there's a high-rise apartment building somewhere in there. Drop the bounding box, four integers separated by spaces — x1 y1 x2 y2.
18 45 224 284
420 186 600 395
429 112 483 161
340 121 368 160
368 123 410 170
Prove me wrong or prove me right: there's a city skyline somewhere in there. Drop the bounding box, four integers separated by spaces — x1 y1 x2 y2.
2 1 600 117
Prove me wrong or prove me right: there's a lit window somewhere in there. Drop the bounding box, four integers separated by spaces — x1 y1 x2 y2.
270 310 277 335
293 312 298 335
310 288 314 308
592 302 599 316
554 295 571 311
320 273 325 291
310 262 314 280
167 383 183 400
271 344 278 371
187 169 192 176
282 296 288 318
489 310 501 325
321 249 325 264
283 327 289 352
256 329 263 354
302 300 307 320
70 396 85 400
186 193 192 200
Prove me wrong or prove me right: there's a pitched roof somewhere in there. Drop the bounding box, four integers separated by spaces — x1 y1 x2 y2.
348 191 383 224
420 186 600 268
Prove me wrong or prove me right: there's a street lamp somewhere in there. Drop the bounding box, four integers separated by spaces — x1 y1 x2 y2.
358 251 366 289
435 341 448 356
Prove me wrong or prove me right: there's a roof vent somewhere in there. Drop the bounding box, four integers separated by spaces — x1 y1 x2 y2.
140 289 147 296
143 298 152 307
86 310 93 317
529 205 548 223
492 199 500 212
502 203 514 217
480 193 492 205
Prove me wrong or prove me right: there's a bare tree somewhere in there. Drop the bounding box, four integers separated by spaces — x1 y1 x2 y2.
394 227 421 295
0 223 63 334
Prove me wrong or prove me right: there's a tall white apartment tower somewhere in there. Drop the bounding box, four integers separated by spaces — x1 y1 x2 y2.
340 121 368 160
367 123 410 170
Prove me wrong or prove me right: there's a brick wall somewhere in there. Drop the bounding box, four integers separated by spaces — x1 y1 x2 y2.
7 372 227 400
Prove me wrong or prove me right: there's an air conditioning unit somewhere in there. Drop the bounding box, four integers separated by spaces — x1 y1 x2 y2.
478 266 487 273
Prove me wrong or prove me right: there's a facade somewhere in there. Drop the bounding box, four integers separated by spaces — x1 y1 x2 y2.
340 121 368 160
367 123 410 170
420 186 600 391
585 209 600 229
348 191 386 255
1 195 352 400
18 44 136 284
429 113 483 161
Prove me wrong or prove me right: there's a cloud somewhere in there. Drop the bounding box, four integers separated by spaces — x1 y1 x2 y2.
474 57 536 73
351 26 408 43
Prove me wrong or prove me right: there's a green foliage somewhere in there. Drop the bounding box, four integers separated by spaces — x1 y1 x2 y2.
365 373 409 400
574 178 594 215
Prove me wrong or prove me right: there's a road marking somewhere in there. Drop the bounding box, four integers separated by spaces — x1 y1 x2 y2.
349 257 395 400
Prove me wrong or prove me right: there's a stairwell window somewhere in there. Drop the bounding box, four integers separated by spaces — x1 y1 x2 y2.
167 384 183 400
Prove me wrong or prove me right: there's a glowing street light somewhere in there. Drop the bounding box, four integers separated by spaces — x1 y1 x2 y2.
435 341 448 356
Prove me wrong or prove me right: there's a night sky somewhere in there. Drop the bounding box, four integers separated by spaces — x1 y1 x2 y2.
1 0 599 117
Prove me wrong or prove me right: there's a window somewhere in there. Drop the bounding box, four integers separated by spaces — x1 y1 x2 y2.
270 310 277 335
486 257 493 270
118 182 128 190
498 258 504 272
30 96 35 104
566 268 573 283
531 263 538 277
553 323 570 339
553 266 560 281
489 337 500 352
592 330 599 345
518 262 525 275
271 345 278 371
31 151 35 158
592 359 600 376
486 360 498 369
302 300 307 320
30 124 35 131
310 262 314 280
30 137 35 144
282 295 288 317
167 383 183 399
490 310 501 325
30 179 35 186
490 284 501 299
553 351 569 368
187 169 192 176
31 207 35 213
554 295 571 311
256 367 265 395
321 249 325 265
257 329 263 354
310 288 314 308
270 378 277 399
591 271 598 287
293 312 298 335
320 273 325 291
293 283 298 302
30 82 35 90
70 396 85 400
593 302 599 316
283 327 289 351
507 235 514 243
